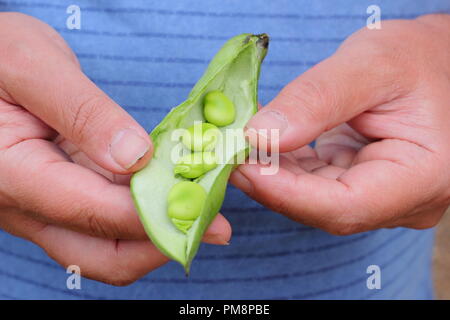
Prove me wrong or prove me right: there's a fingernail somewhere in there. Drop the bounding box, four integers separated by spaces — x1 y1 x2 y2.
247 110 288 140
231 169 253 194
110 128 150 169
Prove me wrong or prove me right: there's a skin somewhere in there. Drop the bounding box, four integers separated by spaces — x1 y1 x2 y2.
0 13 231 286
231 14 450 235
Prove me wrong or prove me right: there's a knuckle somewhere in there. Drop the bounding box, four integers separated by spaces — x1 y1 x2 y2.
86 211 112 238
0 13 79 73
262 191 298 217
2 40 36 75
0 11 24 19
326 225 357 236
58 199 118 238
325 216 364 236
0 13 34 34
443 185 450 207
101 273 138 287
410 220 438 230
286 77 336 125
68 94 109 144
369 47 408 81
0 15 43 72
101 252 143 287
341 25 420 91
0 12 36 23
296 79 337 120
82 206 124 239
0 107 25 148
88 262 140 286
409 210 446 230
267 197 290 214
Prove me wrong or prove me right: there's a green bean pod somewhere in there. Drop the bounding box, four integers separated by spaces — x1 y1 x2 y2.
131 33 269 273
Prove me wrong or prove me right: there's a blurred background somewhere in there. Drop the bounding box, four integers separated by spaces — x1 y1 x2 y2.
433 207 450 299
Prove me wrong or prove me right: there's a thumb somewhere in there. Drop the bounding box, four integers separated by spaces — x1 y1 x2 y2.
2 47 152 174
246 44 412 152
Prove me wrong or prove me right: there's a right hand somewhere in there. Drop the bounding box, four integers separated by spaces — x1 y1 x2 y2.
231 15 450 236
0 13 231 285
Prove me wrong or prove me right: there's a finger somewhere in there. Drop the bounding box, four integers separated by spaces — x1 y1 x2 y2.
0 207 167 286
51 137 233 241
202 213 232 245
230 150 315 191
2 205 231 285
0 100 56 150
234 139 437 235
55 135 131 185
246 37 414 153
284 145 324 173
295 157 328 172
315 124 369 168
2 138 232 244
0 138 147 239
232 162 350 233
49 136 232 243
290 145 317 159
386 208 446 230
0 26 152 173
1 206 231 284
279 154 309 174
308 164 346 180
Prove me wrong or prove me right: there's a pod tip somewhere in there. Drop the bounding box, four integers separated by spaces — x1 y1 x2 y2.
184 263 191 276
256 33 269 49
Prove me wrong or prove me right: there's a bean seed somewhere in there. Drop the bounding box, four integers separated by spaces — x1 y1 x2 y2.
174 152 218 179
167 181 207 233
181 122 221 152
203 90 236 127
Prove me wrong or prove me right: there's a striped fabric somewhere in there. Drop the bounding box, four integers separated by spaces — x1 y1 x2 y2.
0 0 448 299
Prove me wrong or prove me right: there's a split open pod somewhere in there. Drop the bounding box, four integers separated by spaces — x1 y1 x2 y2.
131 34 269 273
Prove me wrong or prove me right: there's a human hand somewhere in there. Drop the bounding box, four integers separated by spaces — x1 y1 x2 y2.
0 13 231 285
231 14 450 235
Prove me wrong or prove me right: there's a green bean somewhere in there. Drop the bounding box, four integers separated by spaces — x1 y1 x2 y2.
167 181 207 233
181 122 221 152
174 151 217 179
203 90 236 127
